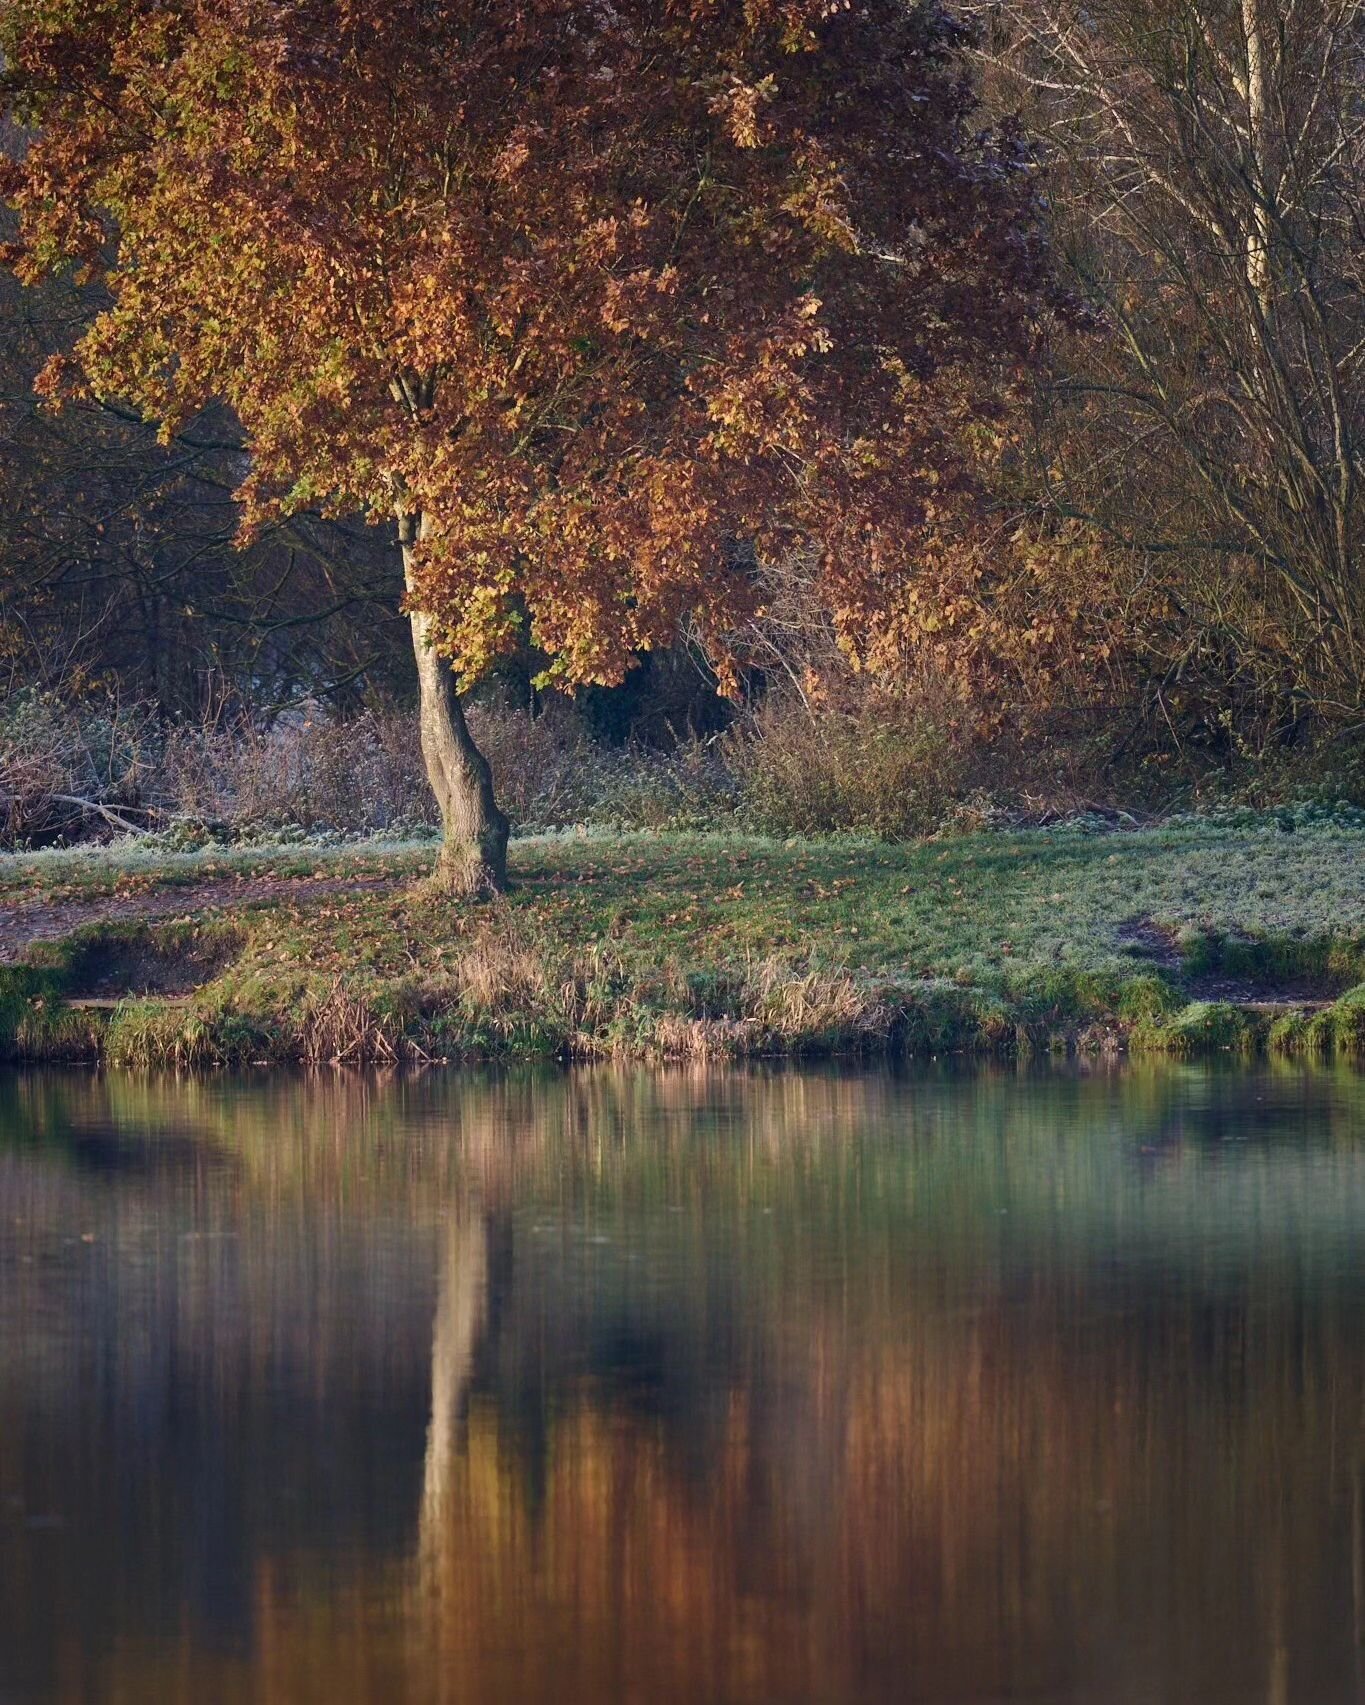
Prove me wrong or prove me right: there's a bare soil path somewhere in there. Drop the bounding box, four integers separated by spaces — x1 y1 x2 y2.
0 871 403 963
1116 914 1333 1010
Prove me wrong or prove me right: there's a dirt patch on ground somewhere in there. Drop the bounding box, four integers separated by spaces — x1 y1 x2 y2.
1116 914 1336 1010
0 872 402 965
1116 917 1183 972
63 928 247 1000
1187 980 1333 1010
1181 980 1331 1011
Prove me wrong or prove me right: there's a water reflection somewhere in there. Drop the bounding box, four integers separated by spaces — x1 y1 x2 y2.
1 1063 1365 1703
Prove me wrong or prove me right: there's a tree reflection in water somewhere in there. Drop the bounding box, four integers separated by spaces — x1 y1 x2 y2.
0 1062 1364 1703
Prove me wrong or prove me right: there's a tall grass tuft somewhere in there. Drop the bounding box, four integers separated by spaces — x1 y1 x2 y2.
728 691 967 839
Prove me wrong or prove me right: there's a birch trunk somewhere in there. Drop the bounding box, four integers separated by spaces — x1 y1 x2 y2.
1242 0 1275 317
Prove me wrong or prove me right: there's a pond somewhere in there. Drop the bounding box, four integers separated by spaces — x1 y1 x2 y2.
1 1062 1365 1703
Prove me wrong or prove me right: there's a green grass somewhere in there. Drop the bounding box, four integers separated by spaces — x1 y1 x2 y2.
500 821 1365 981
4 818 1365 1065
0 833 437 904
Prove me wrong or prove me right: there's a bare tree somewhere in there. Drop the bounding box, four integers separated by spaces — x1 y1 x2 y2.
0 263 411 716
968 0 1365 733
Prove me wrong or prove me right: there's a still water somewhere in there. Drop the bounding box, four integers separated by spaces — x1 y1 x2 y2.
1 1063 1365 1703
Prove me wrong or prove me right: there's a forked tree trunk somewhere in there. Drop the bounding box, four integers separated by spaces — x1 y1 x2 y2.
400 514 509 895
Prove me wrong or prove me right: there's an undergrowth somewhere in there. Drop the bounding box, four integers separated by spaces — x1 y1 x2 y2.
5 915 1365 1069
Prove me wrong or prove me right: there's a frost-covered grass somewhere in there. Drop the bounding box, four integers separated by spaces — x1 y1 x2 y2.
5 816 1365 975
4 815 1365 1065
0 832 440 903
502 818 1365 981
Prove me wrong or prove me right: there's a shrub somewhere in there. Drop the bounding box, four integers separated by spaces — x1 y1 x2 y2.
1 685 980 849
1 692 721 846
1306 987 1365 1056
1140 1000 1256 1057
591 736 737 832
467 697 599 827
161 703 434 834
0 690 158 844
729 691 966 839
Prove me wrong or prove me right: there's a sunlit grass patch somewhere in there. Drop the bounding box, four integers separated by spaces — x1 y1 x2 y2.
4 818 1365 1065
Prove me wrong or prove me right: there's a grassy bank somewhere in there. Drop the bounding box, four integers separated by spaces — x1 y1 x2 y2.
4 818 1365 1067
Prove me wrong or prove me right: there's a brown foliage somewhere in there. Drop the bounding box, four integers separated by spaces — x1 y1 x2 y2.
0 0 1055 698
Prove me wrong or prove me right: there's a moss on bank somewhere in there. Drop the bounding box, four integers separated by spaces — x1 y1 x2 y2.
3 823 1365 1067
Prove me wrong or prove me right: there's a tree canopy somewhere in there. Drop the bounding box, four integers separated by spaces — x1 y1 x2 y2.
0 0 1054 670
0 0 1054 884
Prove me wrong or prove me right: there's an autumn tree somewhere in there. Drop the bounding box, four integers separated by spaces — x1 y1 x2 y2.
0 0 1051 892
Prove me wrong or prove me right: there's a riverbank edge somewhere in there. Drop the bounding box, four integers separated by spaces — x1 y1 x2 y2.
3 918 1364 1069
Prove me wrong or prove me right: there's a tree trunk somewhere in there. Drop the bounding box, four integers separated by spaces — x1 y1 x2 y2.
1241 0 1275 319
401 514 509 895
418 1210 489 1567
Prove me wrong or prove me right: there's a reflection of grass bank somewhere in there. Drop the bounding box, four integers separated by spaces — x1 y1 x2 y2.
3 822 1365 1064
